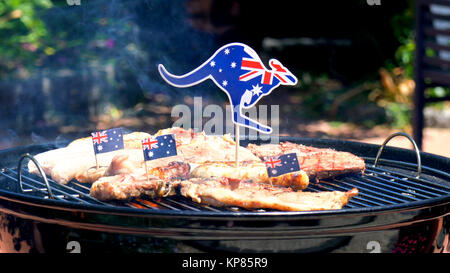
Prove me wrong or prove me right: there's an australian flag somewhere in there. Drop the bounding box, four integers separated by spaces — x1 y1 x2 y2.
158 43 298 134
91 128 124 154
142 134 177 161
264 153 301 177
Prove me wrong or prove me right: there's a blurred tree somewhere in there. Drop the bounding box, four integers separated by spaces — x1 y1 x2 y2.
368 0 415 130
0 0 54 78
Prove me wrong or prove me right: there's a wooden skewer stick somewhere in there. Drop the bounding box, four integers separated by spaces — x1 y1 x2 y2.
235 123 240 168
94 154 99 170
144 161 150 183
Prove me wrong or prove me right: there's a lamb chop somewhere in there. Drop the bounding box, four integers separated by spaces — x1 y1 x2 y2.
247 142 366 180
90 175 173 201
180 177 358 211
90 161 190 201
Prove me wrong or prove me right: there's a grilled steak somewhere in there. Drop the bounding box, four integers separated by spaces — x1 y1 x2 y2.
146 161 191 180
191 161 309 190
90 161 190 201
91 175 170 201
180 178 358 211
247 142 366 180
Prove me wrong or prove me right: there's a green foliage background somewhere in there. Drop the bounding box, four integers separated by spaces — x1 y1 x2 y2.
0 0 53 78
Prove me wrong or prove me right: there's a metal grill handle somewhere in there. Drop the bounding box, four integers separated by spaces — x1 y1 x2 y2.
374 132 422 178
18 153 54 199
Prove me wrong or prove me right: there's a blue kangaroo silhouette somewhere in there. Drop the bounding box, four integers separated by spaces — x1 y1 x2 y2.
158 42 298 133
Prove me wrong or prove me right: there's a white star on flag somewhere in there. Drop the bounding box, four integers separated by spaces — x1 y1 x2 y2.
224 48 230 55
231 62 236 68
222 80 228 86
210 61 215 67
250 84 263 96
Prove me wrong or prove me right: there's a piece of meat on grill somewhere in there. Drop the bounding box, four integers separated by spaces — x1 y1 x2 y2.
27 132 152 184
30 127 259 184
75 152 185 183
36 148 147 184
180 178 359 211
76 154 139 183
75 130 260 184
157 127 261 163
190 161 309 190
247 142 366 180
146 161 191 180
91 175 174 201
76 128 260 183
90 161 190 201
154 127 195 146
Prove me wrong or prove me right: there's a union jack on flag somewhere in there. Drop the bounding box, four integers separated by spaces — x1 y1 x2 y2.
239 57 292 86
141 137 159 150
264 153 300 177
91 128 124 154
142 134 177 161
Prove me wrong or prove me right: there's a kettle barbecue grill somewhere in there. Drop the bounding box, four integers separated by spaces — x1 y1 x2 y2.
0 133 448 253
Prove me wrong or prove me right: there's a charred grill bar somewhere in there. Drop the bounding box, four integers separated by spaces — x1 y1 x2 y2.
0 136 449 253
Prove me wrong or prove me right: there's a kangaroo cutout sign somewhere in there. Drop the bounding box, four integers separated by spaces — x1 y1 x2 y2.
158 42 298 134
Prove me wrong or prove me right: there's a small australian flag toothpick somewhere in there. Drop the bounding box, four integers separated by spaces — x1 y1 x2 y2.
141 134 177 161
141 134 177 182
91 127 124 169
91 128 124 154
264 153 300 177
